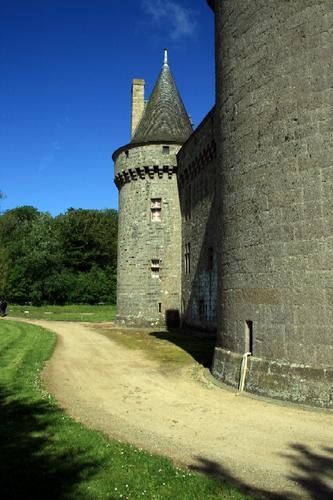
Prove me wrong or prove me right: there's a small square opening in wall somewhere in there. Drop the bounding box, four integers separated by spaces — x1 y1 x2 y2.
245 320 253 354
162 145 170 155
151 198 161 221
151 259 160 278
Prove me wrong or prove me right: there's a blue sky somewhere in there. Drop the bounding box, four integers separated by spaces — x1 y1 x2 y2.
0 0 215 215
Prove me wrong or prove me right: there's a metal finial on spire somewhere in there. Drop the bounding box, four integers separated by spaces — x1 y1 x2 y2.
163 48 168 65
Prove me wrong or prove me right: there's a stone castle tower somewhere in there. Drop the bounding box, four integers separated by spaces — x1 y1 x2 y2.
209 0 333 407
113 1 332 407
113 50 192 327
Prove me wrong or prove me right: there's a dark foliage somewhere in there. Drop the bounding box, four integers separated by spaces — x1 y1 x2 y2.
0 206 117 305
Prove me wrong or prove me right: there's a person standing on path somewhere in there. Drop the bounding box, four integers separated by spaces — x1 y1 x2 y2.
0 298 8 317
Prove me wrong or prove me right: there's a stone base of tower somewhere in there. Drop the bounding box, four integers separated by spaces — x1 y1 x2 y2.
212 347 333 409
116 310 180 329
115 315 165 329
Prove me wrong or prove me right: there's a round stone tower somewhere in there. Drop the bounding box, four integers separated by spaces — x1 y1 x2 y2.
209 1 333 407
113 51 192 327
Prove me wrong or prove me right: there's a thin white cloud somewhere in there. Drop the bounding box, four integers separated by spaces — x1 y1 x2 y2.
142 0 197 40
39 141 61 172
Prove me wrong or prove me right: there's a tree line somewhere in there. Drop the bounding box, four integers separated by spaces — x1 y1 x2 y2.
0 206 118 305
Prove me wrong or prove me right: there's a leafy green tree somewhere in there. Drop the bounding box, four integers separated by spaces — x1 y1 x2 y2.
0 207 59 304
0 206 117 305
0 246 10 296
55 208 117 272
0 207 40 300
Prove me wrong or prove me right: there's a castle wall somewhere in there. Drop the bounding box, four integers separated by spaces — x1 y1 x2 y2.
212 0 333 407
178 108 218 331
114 143 182 327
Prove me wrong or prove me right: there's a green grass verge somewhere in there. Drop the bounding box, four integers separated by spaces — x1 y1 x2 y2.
0 320 251 499
8 303 116 322
94 325 216 368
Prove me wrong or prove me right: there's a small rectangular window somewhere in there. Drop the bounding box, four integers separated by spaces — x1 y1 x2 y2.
151 198 161 221
184 242 191 274
199 299 205 321
184 246 187 274
125 150 129 158
208 247 214 271
162 145 170 155
158 302 162 313
151 259 160 278
185 185 191 220
245 321 253 354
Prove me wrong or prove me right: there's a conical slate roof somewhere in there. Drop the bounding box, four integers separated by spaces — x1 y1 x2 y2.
131 52 193 144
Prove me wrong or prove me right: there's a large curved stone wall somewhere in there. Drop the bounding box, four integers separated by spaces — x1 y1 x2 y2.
212 1 333 406
114 143 182 327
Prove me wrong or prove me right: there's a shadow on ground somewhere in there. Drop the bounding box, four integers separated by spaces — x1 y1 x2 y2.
150 329 216 367
191 444 333 500
0 385 100 499
283 443 333 499
190 456 287 499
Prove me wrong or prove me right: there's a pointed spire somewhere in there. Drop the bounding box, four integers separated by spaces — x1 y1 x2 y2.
164 48 168 65
131 51 192 144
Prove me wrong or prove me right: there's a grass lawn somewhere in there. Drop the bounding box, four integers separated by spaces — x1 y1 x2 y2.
8 304 215 367
8 303 117 322
94 325 216 368
0 320 251 499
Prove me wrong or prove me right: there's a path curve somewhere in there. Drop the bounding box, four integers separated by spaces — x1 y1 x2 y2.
26 320 333 498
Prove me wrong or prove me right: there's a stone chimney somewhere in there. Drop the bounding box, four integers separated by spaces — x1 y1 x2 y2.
131 79 145 138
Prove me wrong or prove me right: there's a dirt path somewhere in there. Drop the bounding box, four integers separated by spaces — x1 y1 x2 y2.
26 320 333 498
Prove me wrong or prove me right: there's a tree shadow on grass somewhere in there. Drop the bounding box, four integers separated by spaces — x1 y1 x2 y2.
0 385 101 499
189 457 290 499
149 329 216 367
190 443 333 500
